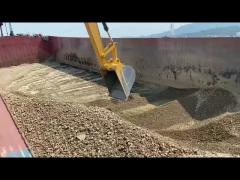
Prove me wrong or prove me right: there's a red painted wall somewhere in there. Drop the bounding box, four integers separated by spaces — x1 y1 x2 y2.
0 36 52 68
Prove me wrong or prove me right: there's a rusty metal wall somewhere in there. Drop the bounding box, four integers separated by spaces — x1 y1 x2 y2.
0 36 239 91
51 37 240 92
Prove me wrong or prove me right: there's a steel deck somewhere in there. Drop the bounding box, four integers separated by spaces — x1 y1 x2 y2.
0 96 32 157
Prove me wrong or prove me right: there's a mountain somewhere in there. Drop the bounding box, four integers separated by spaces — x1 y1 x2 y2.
179 26 240 37
145 23 240 37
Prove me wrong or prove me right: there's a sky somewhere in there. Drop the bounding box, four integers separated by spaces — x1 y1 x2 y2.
3 23 190 38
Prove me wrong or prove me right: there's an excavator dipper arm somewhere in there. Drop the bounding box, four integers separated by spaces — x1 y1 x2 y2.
84 23 135 100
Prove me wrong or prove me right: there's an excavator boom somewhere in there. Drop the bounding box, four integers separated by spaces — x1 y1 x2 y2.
85 23 135 100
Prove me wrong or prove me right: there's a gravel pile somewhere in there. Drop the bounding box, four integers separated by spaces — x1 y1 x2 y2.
162 116 236 143
2 92 199 157
178 88 238 120
161 112 240 154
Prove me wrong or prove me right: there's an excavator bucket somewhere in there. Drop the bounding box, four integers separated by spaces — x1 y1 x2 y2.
103 65 136 101
85 22 136 100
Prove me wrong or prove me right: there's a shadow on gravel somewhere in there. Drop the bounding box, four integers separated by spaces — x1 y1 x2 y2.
41 60 106 87
177 88 238 121
42 60 238 121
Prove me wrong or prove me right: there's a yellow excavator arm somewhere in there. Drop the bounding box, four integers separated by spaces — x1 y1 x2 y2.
85 23 135 100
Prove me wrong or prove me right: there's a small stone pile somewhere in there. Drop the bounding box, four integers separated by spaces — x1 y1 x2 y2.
2 92 198 157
